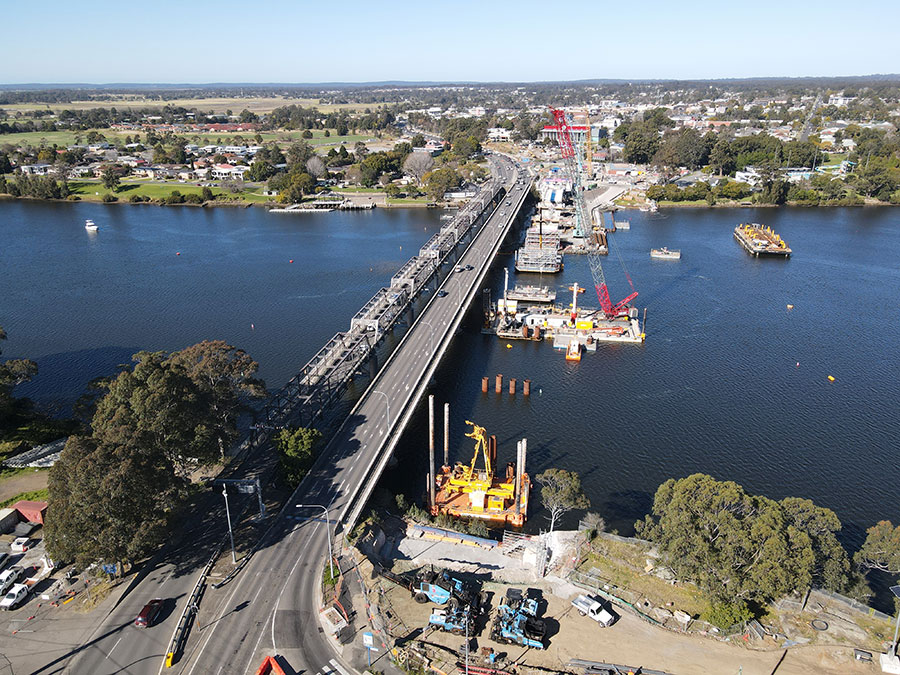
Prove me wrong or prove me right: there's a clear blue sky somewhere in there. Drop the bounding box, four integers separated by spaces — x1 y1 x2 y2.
8 0 899 84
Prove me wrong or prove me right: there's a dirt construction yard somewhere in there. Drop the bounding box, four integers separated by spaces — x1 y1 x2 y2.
374 571 879 675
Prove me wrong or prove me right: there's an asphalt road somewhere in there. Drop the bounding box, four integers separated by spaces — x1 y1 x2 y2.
64 155 526 675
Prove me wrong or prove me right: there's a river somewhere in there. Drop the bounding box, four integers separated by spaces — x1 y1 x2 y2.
3 200 899 553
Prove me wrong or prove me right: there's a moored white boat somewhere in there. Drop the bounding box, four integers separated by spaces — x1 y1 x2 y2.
650 247 680 260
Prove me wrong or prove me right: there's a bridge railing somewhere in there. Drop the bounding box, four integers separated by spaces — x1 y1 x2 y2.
244 174 506 444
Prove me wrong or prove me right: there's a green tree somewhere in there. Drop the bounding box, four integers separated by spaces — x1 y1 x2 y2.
537 468 589 531
423 167 461 201
276 427 322 486
166 340 266 460
622 122 660 164
45 433 185 569
855 521 900 574
90 351 218 476
781 497 850 592
0 326 38 418
101 166 120 192
636 474 851 605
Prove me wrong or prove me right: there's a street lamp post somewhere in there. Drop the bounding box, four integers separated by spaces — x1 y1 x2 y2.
222 484 236 564
881 585 900 673
419 319 436 353
296 504 334 580
371 390 390 428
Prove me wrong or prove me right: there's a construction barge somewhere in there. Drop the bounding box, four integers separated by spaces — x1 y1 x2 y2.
483 278 645 351
734 223 791 257
426 397 530 527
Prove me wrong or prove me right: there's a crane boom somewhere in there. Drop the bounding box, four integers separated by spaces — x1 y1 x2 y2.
550 107 637 317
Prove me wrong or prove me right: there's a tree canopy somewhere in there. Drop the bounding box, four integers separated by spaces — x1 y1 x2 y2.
537 468 589 531
45 341 264 568
0 326 38 421
636 474 851 605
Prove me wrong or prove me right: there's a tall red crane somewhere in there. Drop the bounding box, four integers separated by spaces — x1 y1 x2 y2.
549 107 637 317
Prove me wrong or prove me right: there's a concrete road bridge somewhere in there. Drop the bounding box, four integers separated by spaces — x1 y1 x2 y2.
64 153 531 675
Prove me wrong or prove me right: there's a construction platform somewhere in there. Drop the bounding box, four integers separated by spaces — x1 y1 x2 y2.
427 409 531 528
505 284 556 303
484 303 644 347
734 223 791 257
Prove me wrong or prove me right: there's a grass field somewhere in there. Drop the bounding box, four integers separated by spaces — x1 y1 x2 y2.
0 127 378 150
0 96 398 115
68 179 272 204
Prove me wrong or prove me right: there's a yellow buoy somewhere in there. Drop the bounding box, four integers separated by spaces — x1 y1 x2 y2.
506 344 512 349
828 375 835 382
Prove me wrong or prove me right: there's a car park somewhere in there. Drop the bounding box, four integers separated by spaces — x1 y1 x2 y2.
0 583 28 611
134 598 164 628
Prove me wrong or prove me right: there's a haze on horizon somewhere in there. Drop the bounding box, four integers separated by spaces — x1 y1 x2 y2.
8 0 900 85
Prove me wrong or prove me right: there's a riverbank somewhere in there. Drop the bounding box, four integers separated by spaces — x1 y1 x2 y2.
0 190 435 209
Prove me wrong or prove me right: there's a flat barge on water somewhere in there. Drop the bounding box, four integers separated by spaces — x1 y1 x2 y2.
734 223 791 257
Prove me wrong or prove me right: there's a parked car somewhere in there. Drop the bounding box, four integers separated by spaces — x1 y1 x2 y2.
10 538 29 553
0 553 9 571
0 583 28 611
134 598 164 628
0 567 26 595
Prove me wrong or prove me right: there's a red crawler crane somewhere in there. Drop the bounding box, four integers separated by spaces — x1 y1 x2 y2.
549 108 638 317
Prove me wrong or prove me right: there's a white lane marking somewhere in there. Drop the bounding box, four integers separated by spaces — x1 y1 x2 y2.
107 636 123 658
267 522 321 659
330 658 353 675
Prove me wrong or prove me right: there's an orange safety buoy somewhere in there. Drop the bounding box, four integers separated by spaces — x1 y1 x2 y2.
289 259 294 263
176 252 181 256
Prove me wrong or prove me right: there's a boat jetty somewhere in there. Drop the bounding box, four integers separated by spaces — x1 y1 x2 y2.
269 198 375 214
734 223 791 257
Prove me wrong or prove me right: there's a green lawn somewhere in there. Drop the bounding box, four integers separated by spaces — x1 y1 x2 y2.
68 180 272 204
0 488 49 509
387 197 431 205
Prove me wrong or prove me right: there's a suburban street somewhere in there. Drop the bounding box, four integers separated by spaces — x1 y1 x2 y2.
58 155 527 675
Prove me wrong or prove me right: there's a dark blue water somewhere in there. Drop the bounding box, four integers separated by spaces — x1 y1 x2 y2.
388 206 900 546
3 201 899 551
1 201 443 413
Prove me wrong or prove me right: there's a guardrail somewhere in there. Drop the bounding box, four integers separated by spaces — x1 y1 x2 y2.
163 541 220 668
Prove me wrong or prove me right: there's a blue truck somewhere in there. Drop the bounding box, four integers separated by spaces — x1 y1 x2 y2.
490 588 546 649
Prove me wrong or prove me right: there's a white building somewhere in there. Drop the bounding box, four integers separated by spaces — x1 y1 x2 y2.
487 127 512 142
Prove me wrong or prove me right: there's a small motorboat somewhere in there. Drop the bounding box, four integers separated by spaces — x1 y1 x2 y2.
85 219 98 232
650 247 680 260
565 339 581 361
